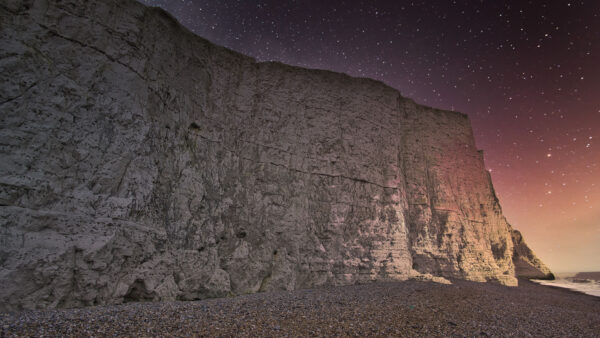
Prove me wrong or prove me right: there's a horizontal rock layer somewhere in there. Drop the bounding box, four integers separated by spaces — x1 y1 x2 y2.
0 0 553 311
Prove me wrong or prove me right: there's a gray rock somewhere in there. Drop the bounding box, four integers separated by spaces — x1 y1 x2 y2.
0 0 552 311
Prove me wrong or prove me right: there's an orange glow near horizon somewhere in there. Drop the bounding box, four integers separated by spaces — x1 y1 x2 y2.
485 131 599 273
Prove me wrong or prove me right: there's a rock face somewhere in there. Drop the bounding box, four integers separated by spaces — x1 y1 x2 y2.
511 230 554 279
0 0 553 311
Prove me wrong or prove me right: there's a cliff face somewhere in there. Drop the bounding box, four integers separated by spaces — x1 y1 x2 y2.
0 0 553 311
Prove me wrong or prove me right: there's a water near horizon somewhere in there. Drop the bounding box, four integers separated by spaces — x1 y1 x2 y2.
532 272 600 297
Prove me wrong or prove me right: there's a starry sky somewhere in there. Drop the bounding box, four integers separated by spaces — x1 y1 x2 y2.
139 0 599 272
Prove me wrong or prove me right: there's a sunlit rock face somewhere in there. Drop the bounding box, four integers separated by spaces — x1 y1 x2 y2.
0 0 552 311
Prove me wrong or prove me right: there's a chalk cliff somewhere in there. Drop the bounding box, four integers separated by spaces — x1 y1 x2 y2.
0 0 553 311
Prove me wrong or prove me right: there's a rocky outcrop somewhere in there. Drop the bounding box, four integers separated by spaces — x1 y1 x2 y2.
511 230 554 279
573 272 600 281
0 0 552 311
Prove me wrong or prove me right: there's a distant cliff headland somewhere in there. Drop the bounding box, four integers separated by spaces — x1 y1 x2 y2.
573 272 600 281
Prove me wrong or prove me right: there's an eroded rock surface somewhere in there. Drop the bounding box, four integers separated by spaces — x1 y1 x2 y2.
0 0 552 311
511 230 554 279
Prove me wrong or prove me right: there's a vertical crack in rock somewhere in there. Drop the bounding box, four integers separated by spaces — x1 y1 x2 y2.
0 0 553 311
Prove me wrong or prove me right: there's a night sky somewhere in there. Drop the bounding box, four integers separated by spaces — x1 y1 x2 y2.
139 0 599 272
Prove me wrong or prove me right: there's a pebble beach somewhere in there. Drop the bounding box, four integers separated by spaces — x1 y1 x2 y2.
1 279 599 337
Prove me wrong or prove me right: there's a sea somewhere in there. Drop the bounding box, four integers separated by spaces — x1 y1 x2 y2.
532 272 600 297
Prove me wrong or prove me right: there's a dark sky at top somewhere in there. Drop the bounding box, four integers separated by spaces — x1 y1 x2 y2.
139 0 599 271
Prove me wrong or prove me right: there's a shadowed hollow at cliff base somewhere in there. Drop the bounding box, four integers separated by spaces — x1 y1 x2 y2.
0 0 552 311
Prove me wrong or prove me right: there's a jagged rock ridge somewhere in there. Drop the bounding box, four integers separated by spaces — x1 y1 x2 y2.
0 0 553 311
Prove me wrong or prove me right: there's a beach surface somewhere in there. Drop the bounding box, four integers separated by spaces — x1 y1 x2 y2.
1 279 598 337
